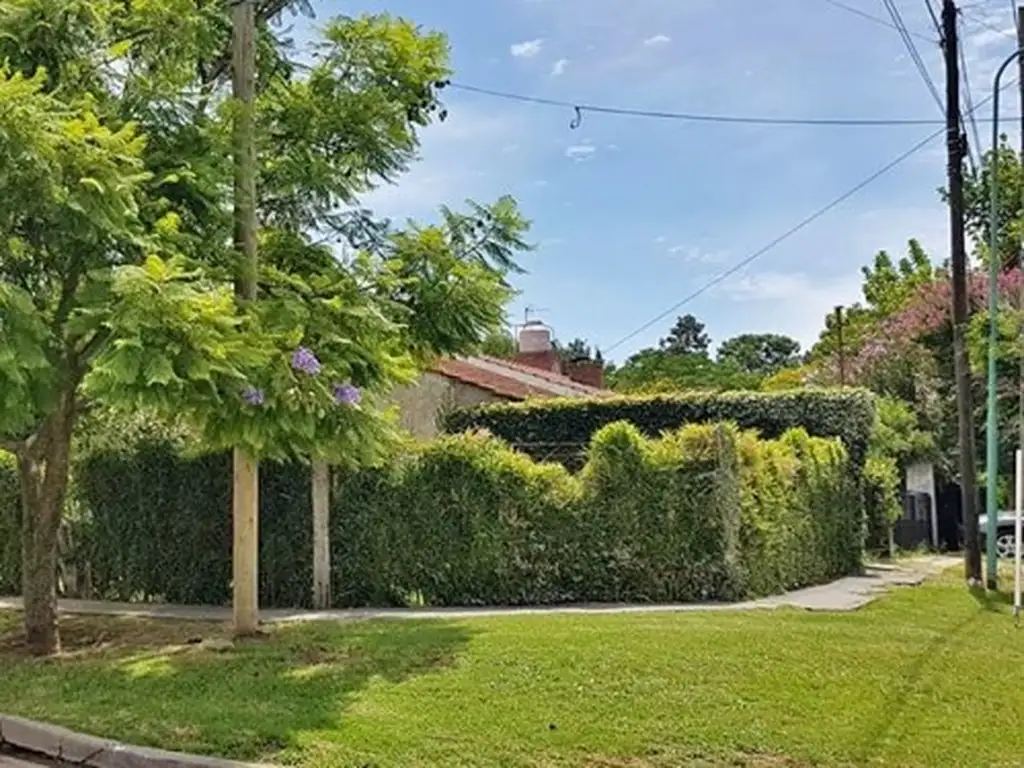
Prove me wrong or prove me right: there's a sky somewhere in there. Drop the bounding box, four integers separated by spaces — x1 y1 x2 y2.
290 0 1021 363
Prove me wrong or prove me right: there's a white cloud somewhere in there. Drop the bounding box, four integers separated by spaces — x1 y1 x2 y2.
654 235 667 244
565 143 597 161
668 245 728 264
511 38 544 58
551 57 569 76
712 270 861 347
643 33 671 47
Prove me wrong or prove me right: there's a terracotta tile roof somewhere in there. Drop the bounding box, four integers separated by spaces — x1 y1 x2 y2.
432 355 605 401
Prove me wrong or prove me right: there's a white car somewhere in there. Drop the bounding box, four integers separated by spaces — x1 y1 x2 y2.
978 512 1023 559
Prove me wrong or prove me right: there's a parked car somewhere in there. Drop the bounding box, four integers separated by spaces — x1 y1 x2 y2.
978 512 1022 559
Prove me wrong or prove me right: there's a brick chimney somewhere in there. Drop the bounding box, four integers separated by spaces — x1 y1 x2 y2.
514 322 561 373
565 360 604 389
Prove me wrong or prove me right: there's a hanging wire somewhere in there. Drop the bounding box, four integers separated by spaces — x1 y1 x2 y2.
448 82 990 126
819 0 938 41
958 12 984 173
882 0 945 114
602 80 1015 355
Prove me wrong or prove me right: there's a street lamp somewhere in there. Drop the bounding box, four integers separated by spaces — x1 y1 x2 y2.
986 49 1024 588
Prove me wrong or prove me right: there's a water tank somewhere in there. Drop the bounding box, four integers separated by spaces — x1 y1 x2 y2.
518 323 552 353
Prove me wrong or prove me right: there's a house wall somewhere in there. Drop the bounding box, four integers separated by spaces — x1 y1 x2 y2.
905 460 938 547
391 372 504 439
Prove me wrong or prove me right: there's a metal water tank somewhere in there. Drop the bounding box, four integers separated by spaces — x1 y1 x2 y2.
518 323 552 353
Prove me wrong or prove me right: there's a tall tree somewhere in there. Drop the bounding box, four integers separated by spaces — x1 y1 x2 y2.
811 240 938 361
0 0 530 654
659 314 710 356
945 136 1024 269
609 348 761 393
717 333 800 375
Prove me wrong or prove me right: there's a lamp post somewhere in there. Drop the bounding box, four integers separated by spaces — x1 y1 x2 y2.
986 49 1024 588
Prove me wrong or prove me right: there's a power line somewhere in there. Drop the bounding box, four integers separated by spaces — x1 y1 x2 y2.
925 0 944 34
882 0 945 112
449 82 1008 127
603 81 1013 356
819 0 938 41
958 11 983 171
960 6 1016 35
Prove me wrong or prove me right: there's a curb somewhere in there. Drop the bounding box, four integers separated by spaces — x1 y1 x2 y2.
0 715 272 767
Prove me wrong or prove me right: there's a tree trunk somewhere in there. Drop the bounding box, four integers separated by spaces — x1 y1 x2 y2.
19 401 74 656
311 461 331 610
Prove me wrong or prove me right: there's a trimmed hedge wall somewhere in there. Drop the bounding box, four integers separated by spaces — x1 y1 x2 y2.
0 451 18 595
1 421 861 607
443 389 877 468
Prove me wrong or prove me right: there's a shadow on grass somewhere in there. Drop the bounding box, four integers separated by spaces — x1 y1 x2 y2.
969 584 1013 612
0 612 473 763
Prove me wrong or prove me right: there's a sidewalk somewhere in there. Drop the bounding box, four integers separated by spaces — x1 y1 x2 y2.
0 556 957 624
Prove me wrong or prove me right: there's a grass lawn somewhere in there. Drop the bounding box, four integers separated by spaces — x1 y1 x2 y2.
1 570 1023 767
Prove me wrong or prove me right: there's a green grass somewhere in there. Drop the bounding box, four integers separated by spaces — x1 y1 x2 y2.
2 570 1024 767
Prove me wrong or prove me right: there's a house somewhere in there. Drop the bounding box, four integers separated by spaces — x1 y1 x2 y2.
392 323 606 439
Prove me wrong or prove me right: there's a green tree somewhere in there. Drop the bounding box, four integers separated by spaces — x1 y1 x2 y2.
609 348 761 393
659 314 710 356
556 337 603 364
0 1 529 654
945 136 1024 269
717 333 801 375
480 328 517 358
811 240 937 361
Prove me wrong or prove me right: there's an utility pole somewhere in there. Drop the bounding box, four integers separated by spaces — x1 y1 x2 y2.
231 0 260 634
943 0 982 585
835 306 846 386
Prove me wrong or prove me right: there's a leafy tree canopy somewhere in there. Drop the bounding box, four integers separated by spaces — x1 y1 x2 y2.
717 333 800 376
659 314 710 356
0 0 532 653
609 348 761 394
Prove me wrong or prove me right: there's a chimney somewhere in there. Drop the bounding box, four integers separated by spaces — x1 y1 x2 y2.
514 322 561 373
565 360 604 389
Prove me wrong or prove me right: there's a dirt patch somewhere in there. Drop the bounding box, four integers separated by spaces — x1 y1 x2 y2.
0 613 233 660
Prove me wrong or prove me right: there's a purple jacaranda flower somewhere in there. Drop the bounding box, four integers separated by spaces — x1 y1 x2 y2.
333 382 361 406
242 387 265 406
291 346 321 376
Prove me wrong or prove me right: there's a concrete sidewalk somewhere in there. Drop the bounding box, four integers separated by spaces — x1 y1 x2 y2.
0 556 957 624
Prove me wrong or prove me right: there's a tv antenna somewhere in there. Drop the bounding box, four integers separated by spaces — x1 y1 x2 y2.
523 305 549 325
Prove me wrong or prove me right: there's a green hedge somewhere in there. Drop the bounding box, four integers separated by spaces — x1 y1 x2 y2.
443 389 877 468
863 455 902 553
0 451 18 595
48 421 859 607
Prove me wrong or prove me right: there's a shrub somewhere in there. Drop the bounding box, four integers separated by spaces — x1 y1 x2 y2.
444 388 877 469
0 451 18 594
31 418 863 609
863 455 902 552
576 422 742 602
735 429 860 596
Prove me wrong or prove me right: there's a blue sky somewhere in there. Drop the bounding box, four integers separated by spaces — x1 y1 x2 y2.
294 0 1020 362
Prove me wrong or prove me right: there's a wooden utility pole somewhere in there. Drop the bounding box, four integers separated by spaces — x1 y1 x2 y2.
311 461 331 609
231 0 260 634
834 306 846 386
943 0 982 584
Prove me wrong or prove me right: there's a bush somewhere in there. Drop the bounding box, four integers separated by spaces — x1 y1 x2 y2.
443 389 877 469
576 422 743 602
863 455 901 553
14 417 863 609
0 451 18 595
736 429 860 596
